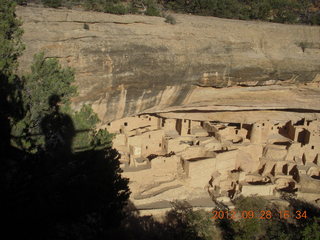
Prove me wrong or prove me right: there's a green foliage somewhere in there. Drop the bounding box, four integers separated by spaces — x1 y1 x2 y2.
104 3 128 15
0 0 25 152
231 197 268 239
164 0 320 25
61 104 113 151
166 200 220 240
84 0 161 16
62 104 99 151
145 0 161 16
83 0 103 11
233 218 265 240
12 52 76 150
234 195 268 212
216 197 320 240
165 14 176 24
145 6 161 16
248 0 272 20
310 12 320 25
297 41 313 52
13 0 27 5
0 0 24 76
270 0 300 23
12 52 112 152
187 209 220 240
84 0 128 14
26 52 76 107
42 0 63 8
1 3 129 239
24 0 320 25
91 128 114 150
302 217 320 240
224 196 292 240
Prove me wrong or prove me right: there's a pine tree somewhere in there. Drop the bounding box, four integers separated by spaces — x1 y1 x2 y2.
0 0 24 154
12 52 76 151
12 52 113 152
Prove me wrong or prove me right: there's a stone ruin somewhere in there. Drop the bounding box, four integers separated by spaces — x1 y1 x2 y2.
105 115 320 211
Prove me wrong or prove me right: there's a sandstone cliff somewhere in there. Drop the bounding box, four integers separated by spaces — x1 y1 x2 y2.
17 6 320 123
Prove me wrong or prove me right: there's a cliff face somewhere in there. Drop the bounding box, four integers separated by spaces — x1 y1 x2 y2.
17 6 320 123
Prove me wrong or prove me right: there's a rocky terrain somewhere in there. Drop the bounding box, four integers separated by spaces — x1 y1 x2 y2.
17 6 320 123
14 5 320 218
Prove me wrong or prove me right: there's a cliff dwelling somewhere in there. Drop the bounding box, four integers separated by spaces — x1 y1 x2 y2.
4 2 320 238
106 114 320 211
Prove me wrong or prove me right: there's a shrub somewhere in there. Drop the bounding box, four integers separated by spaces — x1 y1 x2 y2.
146 5 161 16
84 0 105 11
104 3 128 15
249 0 272 20
83 23 90 30
166 200 220 240
234 196 268 212
64 1 74 9
298 41 312 52
231 196 292 240
145 0 161 16
302 217 320 240
42 0 62 8
14 0 27 5
309 12 320 25
165 14 176 24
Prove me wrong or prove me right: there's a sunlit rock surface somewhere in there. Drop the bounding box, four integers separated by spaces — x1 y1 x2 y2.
17 6 320 123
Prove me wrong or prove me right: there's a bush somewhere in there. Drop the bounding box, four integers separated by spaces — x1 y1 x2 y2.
302 217 320 240
165 14 176 24
231 196 292 240
104 3 128 15
83 23 89 30
84 0 106 11
298 41 313 52
27 0 320 26
249 0 272 20
42 0 62 8
165 200 220 240
234 196 268 212
146 6 161 16
145 0 161 16
309 12 320 25
13 0 27 5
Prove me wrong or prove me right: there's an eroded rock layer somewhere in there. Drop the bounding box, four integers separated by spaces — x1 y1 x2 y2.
17 6 320 122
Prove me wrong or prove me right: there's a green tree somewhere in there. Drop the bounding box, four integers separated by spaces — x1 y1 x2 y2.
12 52 76 151
1 3 130 239
249 0 272 20
232 196 290 240
12 52 112 152
302 217 320 240
0 0 24 154
145 0 161 16
165 200 220 240
270 0 300 23
62 104 113 151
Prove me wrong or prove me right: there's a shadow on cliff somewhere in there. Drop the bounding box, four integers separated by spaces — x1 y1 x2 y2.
1 94 130 239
